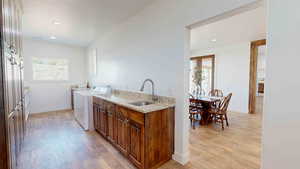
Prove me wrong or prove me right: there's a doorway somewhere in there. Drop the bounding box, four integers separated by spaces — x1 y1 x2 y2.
184 1 266 168
249 39 266 114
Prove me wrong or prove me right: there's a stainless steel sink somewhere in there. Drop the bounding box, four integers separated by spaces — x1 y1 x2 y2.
129 101 154 106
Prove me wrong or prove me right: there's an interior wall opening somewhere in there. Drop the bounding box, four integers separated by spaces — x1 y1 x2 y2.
184 1 266 168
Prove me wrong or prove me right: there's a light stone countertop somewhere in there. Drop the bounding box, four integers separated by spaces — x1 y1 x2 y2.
74 89 175 113
75 89 175 113
93 94 175 113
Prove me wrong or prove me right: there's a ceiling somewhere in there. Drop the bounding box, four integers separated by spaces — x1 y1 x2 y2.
23 0 154 46
191 6 266 52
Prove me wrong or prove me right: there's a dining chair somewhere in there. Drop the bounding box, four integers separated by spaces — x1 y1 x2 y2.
209 89 223 97
209 89 223 110
208 93 232 130
189 98 203 129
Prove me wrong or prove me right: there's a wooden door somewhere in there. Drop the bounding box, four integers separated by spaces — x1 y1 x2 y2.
128 120 144 168
115 107 129 155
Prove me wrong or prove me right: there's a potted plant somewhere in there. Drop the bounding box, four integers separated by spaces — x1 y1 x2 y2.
192 66 205 97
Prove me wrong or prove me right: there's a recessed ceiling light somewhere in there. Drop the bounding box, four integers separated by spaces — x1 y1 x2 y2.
50 36 57 40
53 21 61 25
211 39 217 42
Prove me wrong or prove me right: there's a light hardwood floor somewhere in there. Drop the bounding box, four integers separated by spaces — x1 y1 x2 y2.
19 111 261 169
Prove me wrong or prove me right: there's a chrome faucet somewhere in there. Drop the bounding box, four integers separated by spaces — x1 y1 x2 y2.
140 79 158 102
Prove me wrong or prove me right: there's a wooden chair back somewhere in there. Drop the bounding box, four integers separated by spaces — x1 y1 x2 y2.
209 89 223 97
219 93 232 114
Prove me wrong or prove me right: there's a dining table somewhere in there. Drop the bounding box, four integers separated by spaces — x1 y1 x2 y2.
191 95 223 125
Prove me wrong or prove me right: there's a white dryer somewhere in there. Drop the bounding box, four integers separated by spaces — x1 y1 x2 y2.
73 90 94 131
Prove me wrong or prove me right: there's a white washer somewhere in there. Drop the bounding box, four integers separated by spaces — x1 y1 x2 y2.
73 90 94 131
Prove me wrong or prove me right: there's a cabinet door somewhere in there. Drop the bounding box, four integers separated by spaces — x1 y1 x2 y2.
3 0 13 45
20 98 26 137
8 112 17 169
10 0 18 54
3 0 15 112
99 108 107 136
93 104 100 132
15 104 23 153
107 110 114 143
20 67 26 135
128 121 144 168
115 107 129 155
4 52 15 113
13 65 21 104
106 102 115 142
3 0 16 114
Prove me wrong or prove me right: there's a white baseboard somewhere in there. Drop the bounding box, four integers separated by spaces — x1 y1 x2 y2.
172 151 190 165
30 109 73 116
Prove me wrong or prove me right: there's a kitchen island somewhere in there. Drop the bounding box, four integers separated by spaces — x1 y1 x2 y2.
93 90 175 169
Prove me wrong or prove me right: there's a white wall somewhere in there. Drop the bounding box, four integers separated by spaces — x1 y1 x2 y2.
87 0 259 164
23 38 87 114
262 0 300 169
191 42 251 113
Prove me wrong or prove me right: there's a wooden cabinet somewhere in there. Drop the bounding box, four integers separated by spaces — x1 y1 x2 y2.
128 120 144 168
93 99 108 137
99 108 107 136
115 107 129 155
93 103 101 133
106 102 115 143
1 0 25 169
7 112 17 169
93 97 174 169
6 106 24 169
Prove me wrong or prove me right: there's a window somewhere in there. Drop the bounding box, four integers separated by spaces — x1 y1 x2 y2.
190 55 215 96
32 57 69 81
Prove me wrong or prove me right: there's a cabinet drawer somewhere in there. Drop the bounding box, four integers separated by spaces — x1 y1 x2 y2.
128 110 144 125
93 97 101 104
93 97 105 109
116 106 128 117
